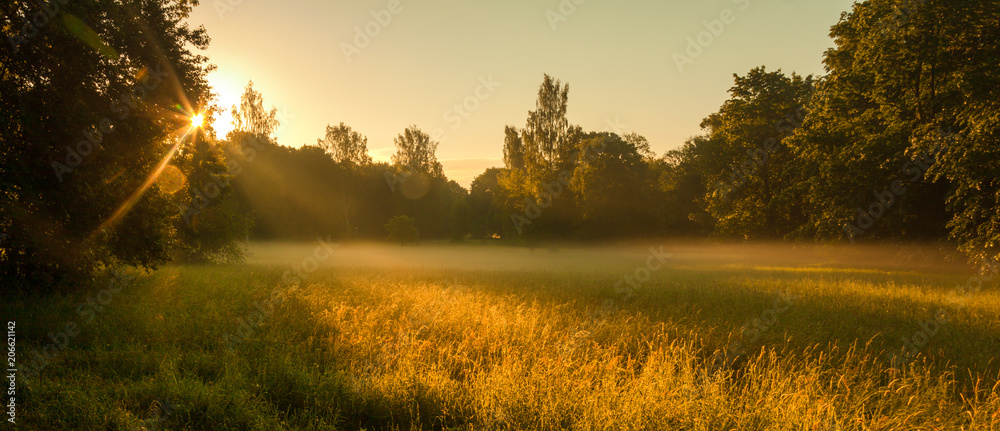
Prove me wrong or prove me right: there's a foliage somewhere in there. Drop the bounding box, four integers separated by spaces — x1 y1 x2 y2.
449 199 473 242
697 67 814 239
174 139 247 264
570 132 653 238
391 125 444 177
316 122 372 166
650 140 714 236
7 0 1000 292
786 0 999 263
0 0 212 292
502 125 524 170
385 215 419 244
230 81 279 138
468 168 505 240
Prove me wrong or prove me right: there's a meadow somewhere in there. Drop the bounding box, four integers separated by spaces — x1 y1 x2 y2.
4 243 999 430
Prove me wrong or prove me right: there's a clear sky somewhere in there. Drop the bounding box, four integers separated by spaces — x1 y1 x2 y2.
188 0 855 187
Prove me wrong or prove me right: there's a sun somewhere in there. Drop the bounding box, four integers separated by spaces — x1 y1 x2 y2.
190 113 204 128
205 73 242 138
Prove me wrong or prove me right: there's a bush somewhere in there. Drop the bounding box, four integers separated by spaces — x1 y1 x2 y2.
385 215 419 245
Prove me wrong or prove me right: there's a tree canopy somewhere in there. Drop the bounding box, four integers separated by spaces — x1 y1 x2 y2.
1 0 213 291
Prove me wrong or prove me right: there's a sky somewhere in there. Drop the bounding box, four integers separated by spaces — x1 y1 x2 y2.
188 0 856 187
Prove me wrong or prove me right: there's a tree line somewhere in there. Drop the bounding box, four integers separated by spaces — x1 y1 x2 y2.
2 0 998 293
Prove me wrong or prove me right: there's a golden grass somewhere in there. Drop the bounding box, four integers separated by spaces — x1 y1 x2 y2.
6 258 999 430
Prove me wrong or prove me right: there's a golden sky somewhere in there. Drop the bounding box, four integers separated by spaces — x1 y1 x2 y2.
188 0 855 186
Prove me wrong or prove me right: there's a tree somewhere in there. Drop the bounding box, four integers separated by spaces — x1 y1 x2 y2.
522 74 572 171
231 81 279 138
570 133 651 238
697 67 813 239
652 140 713 236
174 139 247 263
223 81 281 243
386 215 419 245
450 199 473 242
495 75 584 241
469 168 505 239
391 125 443 177
173 81 286 262
317 122 372 166
316 122 372 238
0 0 212 292
623 132 655 159
502 126 525 170
786 0 991 254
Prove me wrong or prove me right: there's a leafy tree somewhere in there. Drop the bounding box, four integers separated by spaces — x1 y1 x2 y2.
521 74 583 182
173 81 285 262
385 215 419 245
786 0 985 251
0 0 212 292
697 67 813 239
651 141 714 236
316 122 372 238
231 81 279 138
623 132 655 160
391 125 443 177
174 139 246 263
317 122 372 166
494 75 585 241
502 126 525 170
355 161 397 237
570 133 651 238
450 199 473 242
886 0 1000 262
468 168 505 240
523 75 571 168
496 167 535 241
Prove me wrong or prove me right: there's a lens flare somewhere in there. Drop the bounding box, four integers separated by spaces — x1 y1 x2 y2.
191 113 204 128
155 164 186 194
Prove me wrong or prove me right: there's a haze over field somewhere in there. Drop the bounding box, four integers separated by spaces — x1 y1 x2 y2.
248 241 973 274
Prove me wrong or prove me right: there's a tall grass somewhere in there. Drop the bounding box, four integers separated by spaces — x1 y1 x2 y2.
5 262 999 430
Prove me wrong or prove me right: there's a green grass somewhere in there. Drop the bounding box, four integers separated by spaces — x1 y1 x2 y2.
4 252 1000 430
